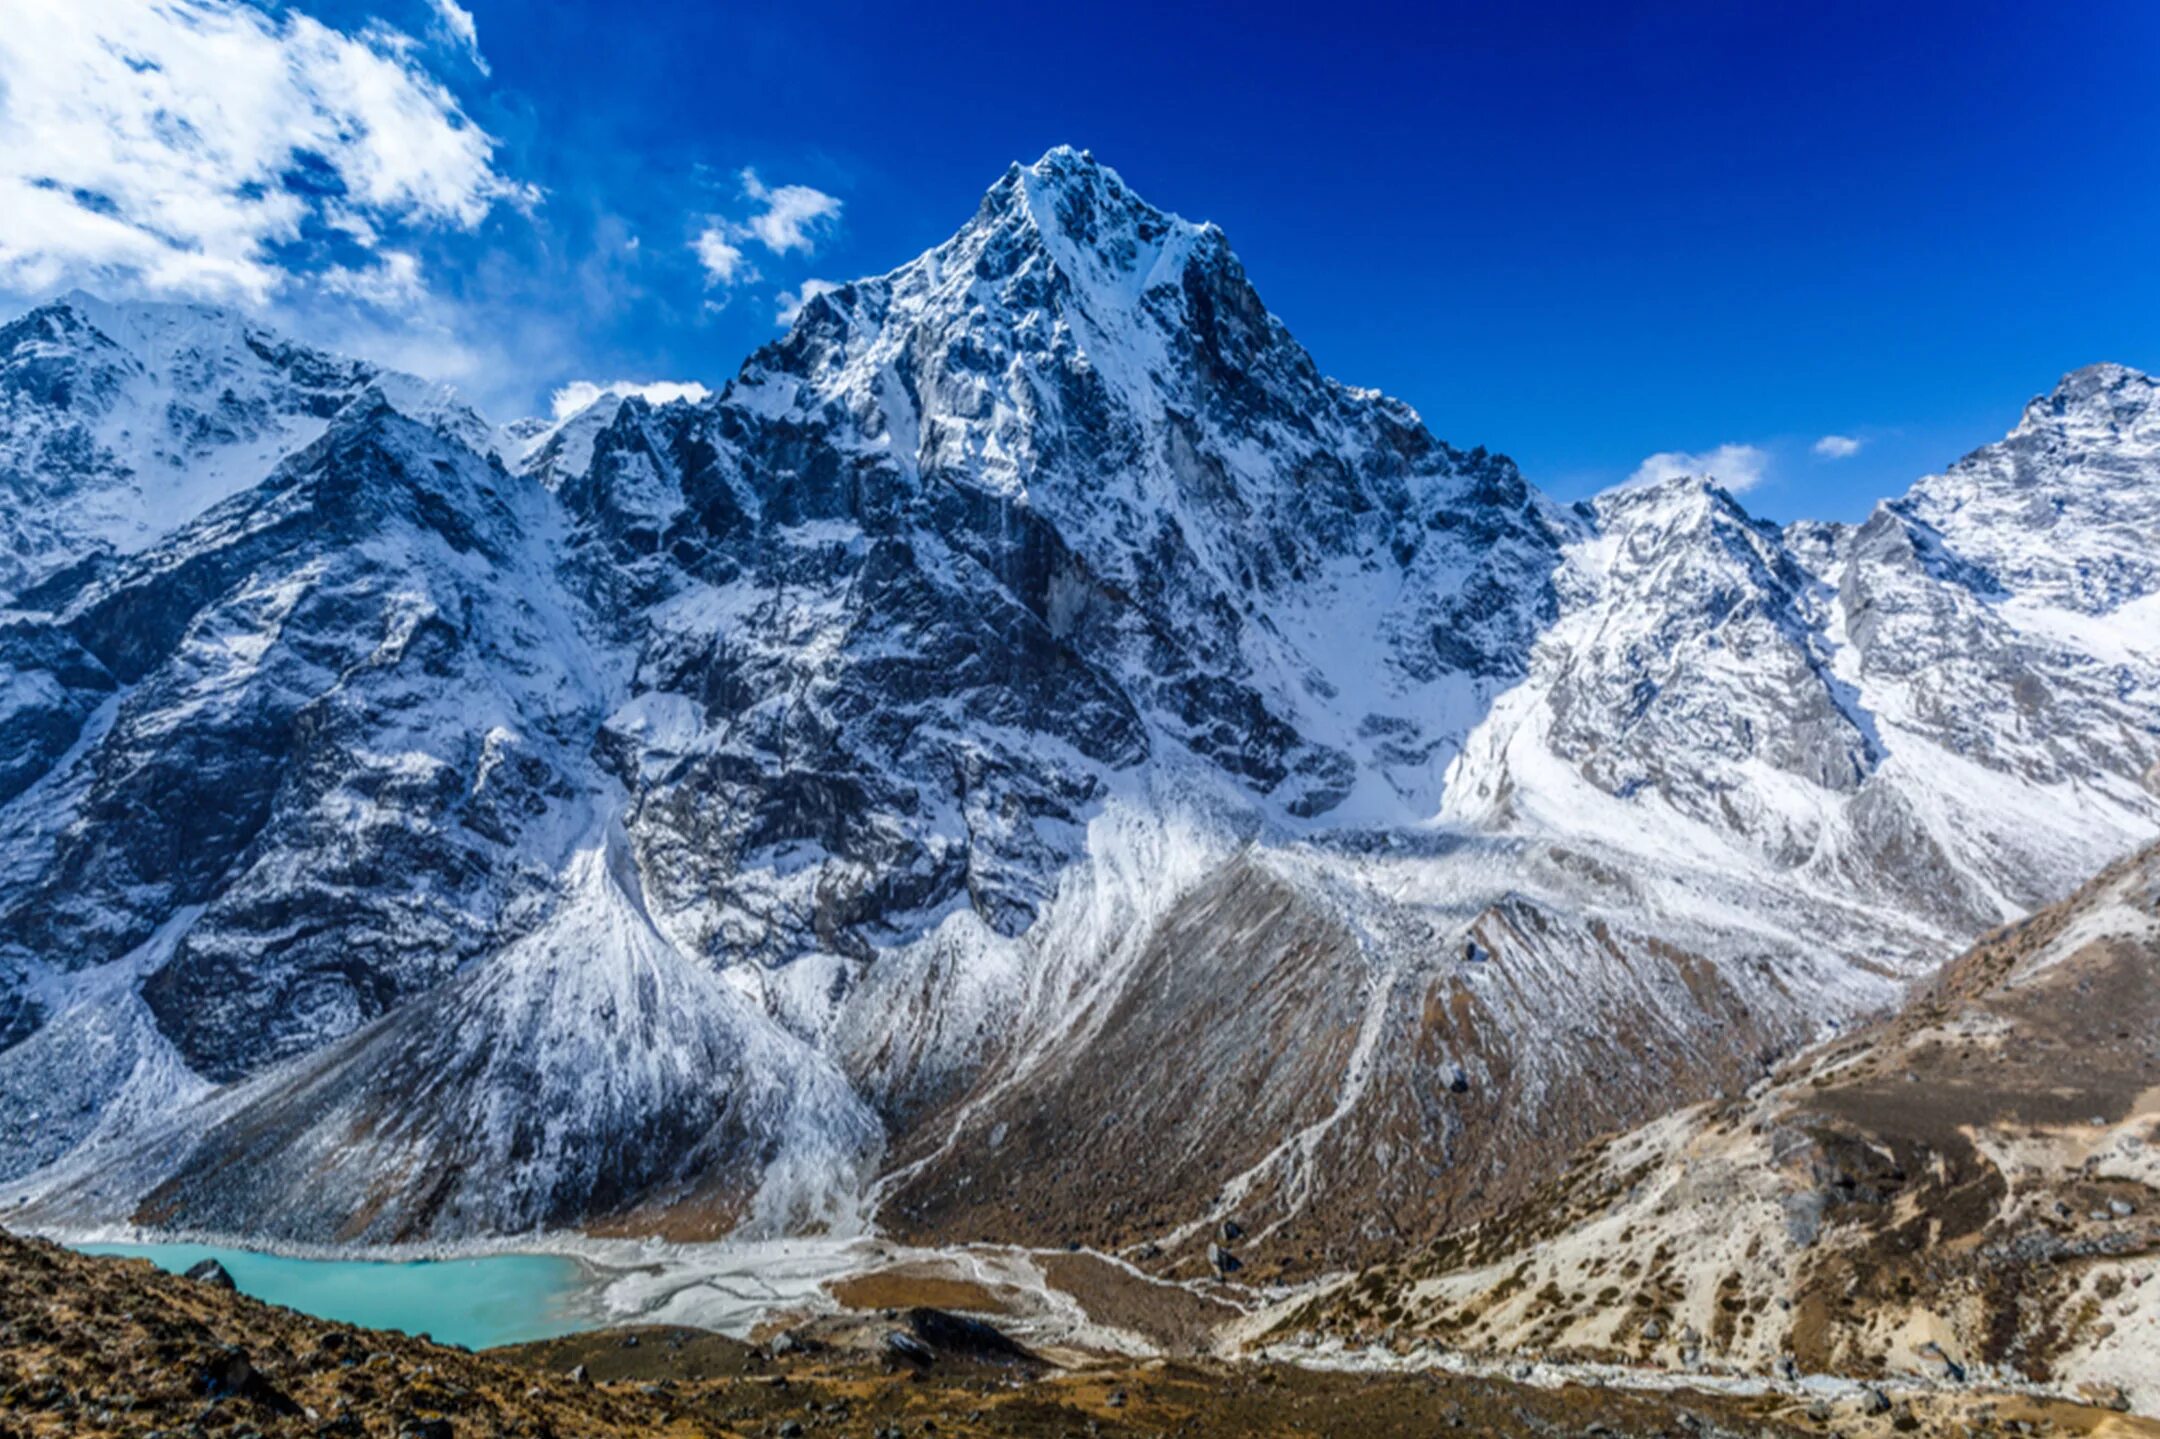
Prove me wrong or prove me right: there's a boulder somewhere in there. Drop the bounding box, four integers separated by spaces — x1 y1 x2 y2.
883 1331 935 1366
196 1346 299 1416
905 1308 1034 1365
185 1259 238 1292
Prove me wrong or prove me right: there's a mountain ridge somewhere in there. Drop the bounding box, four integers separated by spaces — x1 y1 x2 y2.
0 149 2154 1275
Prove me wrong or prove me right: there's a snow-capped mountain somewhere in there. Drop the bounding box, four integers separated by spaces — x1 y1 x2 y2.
1 150 2155 1267
506 380 712 493
0 291 496 603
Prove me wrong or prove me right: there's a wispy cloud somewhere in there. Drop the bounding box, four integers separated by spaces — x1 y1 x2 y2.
685 165 841 301
426 0 490 75
1812 433 1864 459
0 0 529 308
1627 443 1770 492
776 278 838 326
693 226 750 286
319 250 429 309
740 169 842 255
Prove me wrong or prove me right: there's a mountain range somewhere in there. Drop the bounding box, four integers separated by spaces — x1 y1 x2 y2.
2 148 2156 1283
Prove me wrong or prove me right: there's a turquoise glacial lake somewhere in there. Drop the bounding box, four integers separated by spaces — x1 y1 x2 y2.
75 1243 598 1350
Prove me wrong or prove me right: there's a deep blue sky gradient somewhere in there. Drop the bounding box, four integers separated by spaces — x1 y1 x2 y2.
337 0 2160 521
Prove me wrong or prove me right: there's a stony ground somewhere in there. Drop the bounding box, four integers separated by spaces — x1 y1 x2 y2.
12 1227 2142 1439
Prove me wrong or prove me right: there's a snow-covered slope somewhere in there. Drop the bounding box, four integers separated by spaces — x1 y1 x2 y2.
109 824 880 1243
506 380 712 492
1898 362 2160 616
0 149 2155 1267
581 146 1561 974
0 292 497 603
1449 447 2160 944
0 398 606 1120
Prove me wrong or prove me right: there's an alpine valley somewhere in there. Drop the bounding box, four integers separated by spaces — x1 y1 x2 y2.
3 149 2158 1405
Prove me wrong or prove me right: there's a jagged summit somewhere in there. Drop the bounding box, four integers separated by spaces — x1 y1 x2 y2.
1896 359 2160 614
995 146 1211 236
1591 470 1755 522
45 288 267 352
991 146 1219 294
2016 359 2158 436
0 290 497 602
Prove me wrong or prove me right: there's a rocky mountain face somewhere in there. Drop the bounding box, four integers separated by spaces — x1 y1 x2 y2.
1295 839 2160 1415
0 291 493 604
1 149 2156 1267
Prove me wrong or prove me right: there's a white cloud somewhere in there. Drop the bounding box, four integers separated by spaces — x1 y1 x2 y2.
739 168 841 255
1812 433 1864 459
775 278 838 327
693 226 749 286
690 168 841 294
548 378 712 421
1627 443 1770 492
426 0 489 75
0 0 529 307
319 249 427 308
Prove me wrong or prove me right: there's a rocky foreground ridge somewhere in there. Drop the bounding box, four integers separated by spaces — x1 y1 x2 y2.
6 1228 2159 1439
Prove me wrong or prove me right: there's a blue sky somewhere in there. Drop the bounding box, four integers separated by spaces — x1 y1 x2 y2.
3 0 2156 520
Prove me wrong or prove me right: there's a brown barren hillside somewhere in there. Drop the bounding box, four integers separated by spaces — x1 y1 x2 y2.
1292 842 2160 1415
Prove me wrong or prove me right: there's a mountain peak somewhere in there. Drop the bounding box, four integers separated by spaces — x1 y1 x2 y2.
1011 145 1141 206
2016 360 2158 439
1892 358 2160 613
1020 143 1109 182
1596 471 1749 525
36 289 262 357
968 147 1216 297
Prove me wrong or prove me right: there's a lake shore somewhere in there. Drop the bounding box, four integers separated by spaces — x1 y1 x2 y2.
24 1226 2145 1439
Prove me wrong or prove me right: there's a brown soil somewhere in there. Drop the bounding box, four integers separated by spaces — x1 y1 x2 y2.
1780 923 2160 1380
877 857 1803 1286
825 1267 1018 1316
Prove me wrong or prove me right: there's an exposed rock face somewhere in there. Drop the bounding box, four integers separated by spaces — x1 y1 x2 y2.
2 402 594 1086
1896 362 2160 614
183 1256 236 1291
0 291 493 603
0 149 2157 1263
583 147 1562 975
129 829 878 1243
1544 478 1878 816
